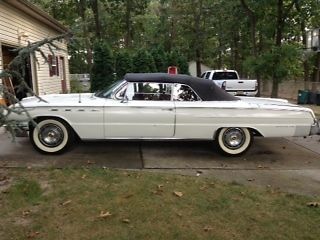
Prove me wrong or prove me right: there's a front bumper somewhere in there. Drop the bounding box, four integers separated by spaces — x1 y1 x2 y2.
310 120 320 135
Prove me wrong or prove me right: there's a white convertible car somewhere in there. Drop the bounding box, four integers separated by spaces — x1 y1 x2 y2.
8 73 320 155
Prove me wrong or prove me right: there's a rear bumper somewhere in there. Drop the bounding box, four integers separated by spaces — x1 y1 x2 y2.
310 120 320 135
228 90 258 97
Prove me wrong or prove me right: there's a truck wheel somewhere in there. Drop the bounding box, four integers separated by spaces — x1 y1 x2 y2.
216 127 252 156
30 118 74 154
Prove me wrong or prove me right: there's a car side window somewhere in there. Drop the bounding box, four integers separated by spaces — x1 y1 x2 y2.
125 82 172 101
172 84 201 101
114 83 128 100
205 72 211 79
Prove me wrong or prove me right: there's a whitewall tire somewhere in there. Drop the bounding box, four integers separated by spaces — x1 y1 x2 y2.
216 127 252 156
30 118 74 154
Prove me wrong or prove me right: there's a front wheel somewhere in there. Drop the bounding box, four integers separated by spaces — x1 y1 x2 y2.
215 127 252 156
30 118 74 154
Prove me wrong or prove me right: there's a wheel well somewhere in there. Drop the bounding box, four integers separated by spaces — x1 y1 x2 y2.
29 116 80 139
214 127 263 139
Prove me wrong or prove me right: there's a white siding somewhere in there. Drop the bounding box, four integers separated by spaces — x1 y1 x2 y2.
188 61 211 77
0 1 69 94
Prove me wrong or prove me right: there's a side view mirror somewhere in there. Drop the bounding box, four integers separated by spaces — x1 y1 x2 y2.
121 95 128 103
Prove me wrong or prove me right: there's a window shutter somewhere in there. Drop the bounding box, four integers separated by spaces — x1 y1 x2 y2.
56 56 59 76
48 55 53 77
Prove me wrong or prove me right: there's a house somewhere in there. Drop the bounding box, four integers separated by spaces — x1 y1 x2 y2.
0 0 70 98
188 61 211 77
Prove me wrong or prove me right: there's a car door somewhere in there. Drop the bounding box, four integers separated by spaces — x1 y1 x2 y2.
173 83 216 139
104 82 175 138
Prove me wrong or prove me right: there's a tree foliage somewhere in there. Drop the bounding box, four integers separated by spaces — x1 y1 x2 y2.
91 41 114 91
30 0 320 97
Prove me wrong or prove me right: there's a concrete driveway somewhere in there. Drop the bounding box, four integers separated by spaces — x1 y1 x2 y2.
0 130 320 196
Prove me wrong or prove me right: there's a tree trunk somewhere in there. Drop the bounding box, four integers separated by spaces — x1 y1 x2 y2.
271 0 284 98
91 0 101 39
124 0 133 48
294 0 309 89
239 0 259 95
193 0 203 77
196 49 202 77
78 0 92 71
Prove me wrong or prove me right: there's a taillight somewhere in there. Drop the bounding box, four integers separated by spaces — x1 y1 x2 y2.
222 81 226 90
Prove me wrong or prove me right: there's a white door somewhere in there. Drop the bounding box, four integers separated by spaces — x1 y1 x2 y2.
104 82 175 138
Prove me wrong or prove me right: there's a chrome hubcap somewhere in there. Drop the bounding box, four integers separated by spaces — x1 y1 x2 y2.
223 128 245 149
38 124 64 147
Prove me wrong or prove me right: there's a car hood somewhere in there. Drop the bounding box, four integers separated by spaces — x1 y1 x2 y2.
18 93 101 107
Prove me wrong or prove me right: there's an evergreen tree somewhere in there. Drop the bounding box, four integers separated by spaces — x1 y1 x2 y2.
132 49 156 73
91 41 114 92
115 50 132 80
167 50 189 74
167 50 179 66
177 54 189 75
150 46 167 72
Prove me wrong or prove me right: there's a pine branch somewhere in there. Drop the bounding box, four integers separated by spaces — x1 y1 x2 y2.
0 32 72 135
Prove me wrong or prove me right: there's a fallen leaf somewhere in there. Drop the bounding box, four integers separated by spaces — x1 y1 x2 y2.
307 202 320 208
0 176 8 182
124 194 134 199
27 231 40 239
22 210 31 217
81 174 87 179
99 211 112 218
122 219 130 223
157 184 164 190
176 212 183 217
203 226 213 232
60 200 72 206
199 186 207 191
173 191 183 197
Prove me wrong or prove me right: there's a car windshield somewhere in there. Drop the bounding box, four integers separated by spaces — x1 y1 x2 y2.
94 80 125 98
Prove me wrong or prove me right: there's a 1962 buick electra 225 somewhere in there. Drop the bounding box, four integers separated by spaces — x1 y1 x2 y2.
7 73 320 155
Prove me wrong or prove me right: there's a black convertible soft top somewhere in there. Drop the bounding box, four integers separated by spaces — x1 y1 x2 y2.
124 73 239 101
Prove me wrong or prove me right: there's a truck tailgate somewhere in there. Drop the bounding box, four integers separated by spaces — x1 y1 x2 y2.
225 79 257 92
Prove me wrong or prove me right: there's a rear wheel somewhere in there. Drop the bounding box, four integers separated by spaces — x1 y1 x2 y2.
216 127 252 156
30 118 74 154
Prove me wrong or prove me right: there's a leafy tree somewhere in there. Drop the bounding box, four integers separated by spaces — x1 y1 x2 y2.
91 41 114 92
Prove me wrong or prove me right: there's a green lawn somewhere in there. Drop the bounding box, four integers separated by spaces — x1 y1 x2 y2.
0 168 319 240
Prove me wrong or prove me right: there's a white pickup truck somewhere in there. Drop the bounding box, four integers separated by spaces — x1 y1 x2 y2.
201 70 258 96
